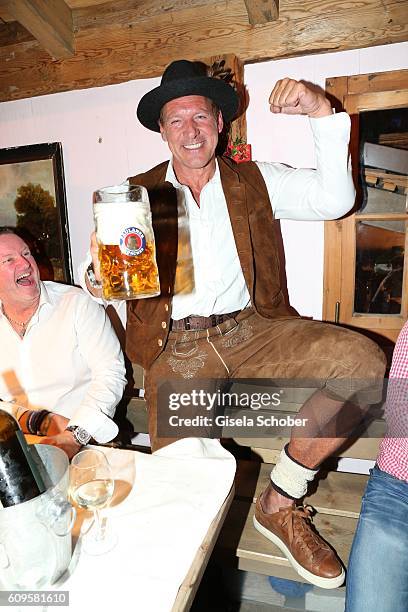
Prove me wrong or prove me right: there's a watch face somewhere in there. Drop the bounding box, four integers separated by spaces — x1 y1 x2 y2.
68 426 91 445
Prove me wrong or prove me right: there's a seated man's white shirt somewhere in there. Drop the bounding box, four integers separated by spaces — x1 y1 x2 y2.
0 281 126 442
78 112 354 321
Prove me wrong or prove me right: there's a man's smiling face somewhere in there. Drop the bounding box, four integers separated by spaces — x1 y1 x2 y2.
159 95 223 174
0 233 40 308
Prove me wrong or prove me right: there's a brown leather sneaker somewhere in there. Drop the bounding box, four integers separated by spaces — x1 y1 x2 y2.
253 496 345 589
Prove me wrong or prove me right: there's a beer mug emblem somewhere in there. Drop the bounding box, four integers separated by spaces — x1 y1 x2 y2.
119 227 146 256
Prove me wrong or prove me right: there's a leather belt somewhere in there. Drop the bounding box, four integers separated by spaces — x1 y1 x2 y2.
170 310 241 331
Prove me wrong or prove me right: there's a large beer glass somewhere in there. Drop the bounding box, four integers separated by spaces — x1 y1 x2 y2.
93 183 160 300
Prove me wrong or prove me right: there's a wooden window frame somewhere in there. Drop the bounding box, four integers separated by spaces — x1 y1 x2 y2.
323 69 408 344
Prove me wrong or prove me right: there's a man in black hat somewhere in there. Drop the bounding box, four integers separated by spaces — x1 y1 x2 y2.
84 59 386 588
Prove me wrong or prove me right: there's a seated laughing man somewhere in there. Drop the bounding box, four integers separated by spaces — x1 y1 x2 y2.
0 227 126 459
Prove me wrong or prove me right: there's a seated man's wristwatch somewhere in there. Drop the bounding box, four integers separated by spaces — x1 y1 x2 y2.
66 425 92 446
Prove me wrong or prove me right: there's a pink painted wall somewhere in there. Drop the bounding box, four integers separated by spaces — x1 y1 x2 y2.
0 41 406 319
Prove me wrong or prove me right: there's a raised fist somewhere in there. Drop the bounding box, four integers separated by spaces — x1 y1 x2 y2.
269 78 332 118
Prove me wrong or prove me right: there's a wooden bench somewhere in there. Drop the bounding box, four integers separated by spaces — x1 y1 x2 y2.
124 368 385 592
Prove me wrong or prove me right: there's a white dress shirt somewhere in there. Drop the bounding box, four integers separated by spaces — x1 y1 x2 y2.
79 112 354 321
0 282 126 442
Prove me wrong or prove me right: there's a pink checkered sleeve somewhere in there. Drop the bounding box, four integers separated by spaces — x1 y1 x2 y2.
377 321 408 482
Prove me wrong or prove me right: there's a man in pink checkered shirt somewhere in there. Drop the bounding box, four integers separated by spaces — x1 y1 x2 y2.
377 322 408 480
346 321 408 612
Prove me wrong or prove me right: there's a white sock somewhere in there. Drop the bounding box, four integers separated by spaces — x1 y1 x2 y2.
270 445 318 500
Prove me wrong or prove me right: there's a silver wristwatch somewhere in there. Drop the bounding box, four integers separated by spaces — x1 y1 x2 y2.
86 263 102 289
66 425 92 446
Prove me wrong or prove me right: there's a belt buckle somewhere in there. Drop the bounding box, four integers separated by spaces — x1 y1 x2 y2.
184 317 191 331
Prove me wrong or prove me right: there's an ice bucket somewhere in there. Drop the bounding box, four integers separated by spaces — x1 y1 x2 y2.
0 445 76 589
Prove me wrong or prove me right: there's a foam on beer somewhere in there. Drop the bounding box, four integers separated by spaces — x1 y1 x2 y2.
94 201 153 245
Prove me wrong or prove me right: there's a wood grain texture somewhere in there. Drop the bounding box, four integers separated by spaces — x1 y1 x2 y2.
323 76 348 323
0 0 116 19
348 68 408 94
74 0 219 30
0 0 407 101
5 0 75 59
322 220 343 322
324 69 408 344
0 0 14 22
68 0 114 6
338 101 408 340
243 0 279 25
346 89 408 113
204 53 248 145
0 20 34 47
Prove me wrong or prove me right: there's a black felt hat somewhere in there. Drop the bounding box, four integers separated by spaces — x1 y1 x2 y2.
137 60 239 132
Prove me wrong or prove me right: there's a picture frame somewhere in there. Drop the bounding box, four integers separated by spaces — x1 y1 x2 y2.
0 142 73 284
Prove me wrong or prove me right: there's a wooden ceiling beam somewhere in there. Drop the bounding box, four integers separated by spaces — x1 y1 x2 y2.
0 0 14 23
5 0 74 59
243 0 279 25
0 20 34 47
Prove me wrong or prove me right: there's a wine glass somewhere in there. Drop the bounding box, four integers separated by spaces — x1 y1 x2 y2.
69 449 116 555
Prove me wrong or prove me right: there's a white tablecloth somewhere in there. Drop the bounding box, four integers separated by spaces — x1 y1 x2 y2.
54 438 236 611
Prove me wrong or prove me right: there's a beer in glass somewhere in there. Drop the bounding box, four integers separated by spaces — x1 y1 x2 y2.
93 183 160 300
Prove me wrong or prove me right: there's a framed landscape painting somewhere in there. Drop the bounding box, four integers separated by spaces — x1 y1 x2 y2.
0 142 73 283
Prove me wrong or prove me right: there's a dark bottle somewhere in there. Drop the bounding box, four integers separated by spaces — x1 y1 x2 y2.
0 408 46 507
